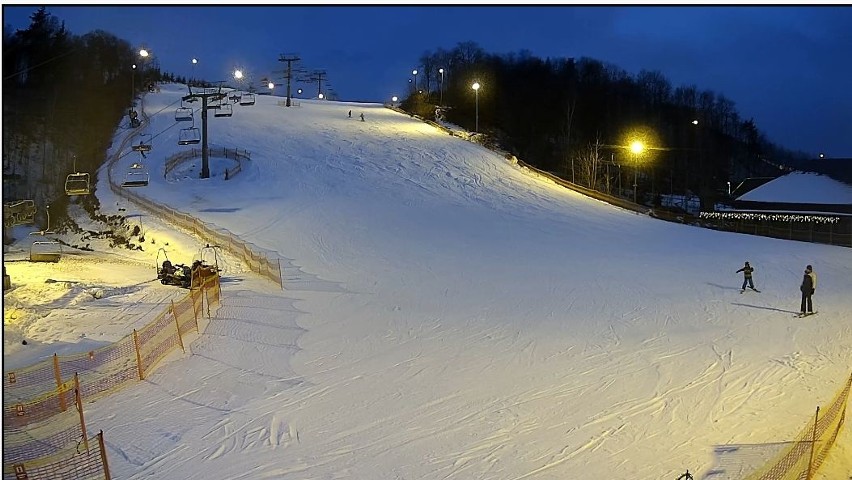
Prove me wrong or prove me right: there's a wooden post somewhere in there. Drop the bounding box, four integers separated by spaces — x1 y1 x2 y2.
74 374 89 453
278 258 284 290
132 329 144 380
53 354 66 411
173 303 185 353
98 430 112 480
806 406 819 480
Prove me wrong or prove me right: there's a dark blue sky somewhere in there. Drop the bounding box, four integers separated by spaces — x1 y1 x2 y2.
3 4 851 157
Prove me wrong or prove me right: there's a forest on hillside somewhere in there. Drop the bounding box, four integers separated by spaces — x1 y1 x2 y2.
402 42 806 211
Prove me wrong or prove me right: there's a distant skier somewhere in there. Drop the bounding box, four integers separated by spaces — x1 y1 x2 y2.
348 110 352 118
799 265 816 316
360 112 365 122
736 261 758 293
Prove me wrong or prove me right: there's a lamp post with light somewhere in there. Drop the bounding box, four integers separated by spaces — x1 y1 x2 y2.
630 140 645 203
438 68 444 106
471 81 481 133
191 58 198 86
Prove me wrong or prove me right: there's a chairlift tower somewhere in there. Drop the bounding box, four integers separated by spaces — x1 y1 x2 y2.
310 70 327 99
182 85 228 179
278 54 301 107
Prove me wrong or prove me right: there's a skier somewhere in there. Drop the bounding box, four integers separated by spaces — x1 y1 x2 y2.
360 112 365 122
799 265 816 316
736 261 758 293
348 110 351 118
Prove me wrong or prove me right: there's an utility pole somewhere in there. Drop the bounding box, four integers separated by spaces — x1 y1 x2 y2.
278 54 300 107
182 85 227 179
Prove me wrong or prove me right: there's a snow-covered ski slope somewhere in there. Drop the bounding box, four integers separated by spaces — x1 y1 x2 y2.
90 83 851 479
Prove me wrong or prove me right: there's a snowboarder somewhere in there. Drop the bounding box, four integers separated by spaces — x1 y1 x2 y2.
736 261 758 293
799 265 816 316
360 112 365 122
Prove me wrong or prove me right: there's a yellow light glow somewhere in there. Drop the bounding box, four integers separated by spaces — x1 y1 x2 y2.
234 70 243 80
472 82 480 91
139 49 149 57
630 140 645 154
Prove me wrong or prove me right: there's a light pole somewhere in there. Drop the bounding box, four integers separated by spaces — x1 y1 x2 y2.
438 68 444 106
412 69 418 93
191 58 198 86
630 140 645 203
131 63 137 102
471 81 480 133
392 95 398 107
138 48 149 90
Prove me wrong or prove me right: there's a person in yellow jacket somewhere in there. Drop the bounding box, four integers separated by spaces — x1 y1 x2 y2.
736 261 758 293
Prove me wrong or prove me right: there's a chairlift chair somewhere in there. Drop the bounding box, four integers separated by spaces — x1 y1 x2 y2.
121 163 150 187
65 172 91 196
178 126 201 145
214 103 233 117
30 241 62 262
239 93 256 106
132 133 153 152
175 106 194 122
3 200 37 228
229 93 241 103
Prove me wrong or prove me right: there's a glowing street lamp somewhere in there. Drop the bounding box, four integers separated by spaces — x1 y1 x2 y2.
318 93 324 100
233 69 244 80
629 140 645 203
268 81 275 90
412 69 418 92
392 95 398 106
190 58 198 86
438 68 445 106
471 81 481 133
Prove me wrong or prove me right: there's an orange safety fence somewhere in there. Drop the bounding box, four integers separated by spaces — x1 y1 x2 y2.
3 277 220 427
4 375 88 465
745 372 851 480
3 430 110 480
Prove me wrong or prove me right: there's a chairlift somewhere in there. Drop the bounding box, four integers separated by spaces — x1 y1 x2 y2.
229 93 241 104
132 133 153 152
129 108 141 128
178 125 201 145
239 93 256 106
121 163 150 187
175 106 194 122
65 172 91 196
30 241 62 263
3 200 37 228
214 102 233 117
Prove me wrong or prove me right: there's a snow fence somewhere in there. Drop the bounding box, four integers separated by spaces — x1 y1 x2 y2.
2 275 220 479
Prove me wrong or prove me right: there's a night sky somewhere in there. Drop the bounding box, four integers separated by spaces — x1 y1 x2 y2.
3 3 850 157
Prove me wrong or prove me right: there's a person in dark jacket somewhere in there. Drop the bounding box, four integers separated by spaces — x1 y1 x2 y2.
799 265 816 315
736 261 757 292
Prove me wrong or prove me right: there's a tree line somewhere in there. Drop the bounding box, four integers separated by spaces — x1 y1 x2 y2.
403 41 806 211
2 7 164 218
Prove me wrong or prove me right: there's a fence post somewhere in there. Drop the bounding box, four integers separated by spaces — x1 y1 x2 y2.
53 354 66 411
98 430 112 480
278 258 284 290
132 329 144 380
806 406 820 480
173 303 185 353
74 373 89 453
